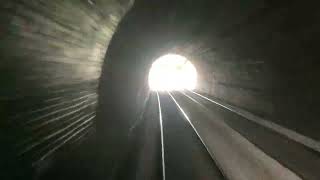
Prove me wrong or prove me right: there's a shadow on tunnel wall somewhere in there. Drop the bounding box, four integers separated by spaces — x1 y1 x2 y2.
1 0 320 179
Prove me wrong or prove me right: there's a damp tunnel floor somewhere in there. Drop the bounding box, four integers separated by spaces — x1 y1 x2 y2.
1 0 320 180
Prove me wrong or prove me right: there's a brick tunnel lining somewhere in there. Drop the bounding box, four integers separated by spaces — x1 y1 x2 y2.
1 0 320 179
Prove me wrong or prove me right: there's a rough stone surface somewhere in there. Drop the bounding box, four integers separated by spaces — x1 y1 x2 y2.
0 0 131 179
1 0 320 179
99 0 320 146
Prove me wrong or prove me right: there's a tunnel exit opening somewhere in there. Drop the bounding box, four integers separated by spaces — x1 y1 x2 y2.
148 54 197 91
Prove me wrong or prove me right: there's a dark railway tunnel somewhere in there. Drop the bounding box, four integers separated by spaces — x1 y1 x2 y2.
1 0 320 179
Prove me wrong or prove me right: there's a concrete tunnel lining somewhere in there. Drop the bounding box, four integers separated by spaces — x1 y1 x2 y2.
0 0 320 179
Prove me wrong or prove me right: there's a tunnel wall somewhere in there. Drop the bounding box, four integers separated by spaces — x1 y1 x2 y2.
0 0 132 179
1 0 319 179
115 0 320 142
192 0 320 140
97 2 320 171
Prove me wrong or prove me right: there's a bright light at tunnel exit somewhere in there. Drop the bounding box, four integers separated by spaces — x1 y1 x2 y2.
148 54 197 91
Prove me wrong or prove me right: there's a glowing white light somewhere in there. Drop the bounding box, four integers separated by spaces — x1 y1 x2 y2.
148 54 197 91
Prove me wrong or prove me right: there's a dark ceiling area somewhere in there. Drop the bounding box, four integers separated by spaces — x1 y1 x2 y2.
1 0 319 180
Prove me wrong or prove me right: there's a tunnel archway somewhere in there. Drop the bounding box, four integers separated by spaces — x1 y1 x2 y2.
1 0 320 180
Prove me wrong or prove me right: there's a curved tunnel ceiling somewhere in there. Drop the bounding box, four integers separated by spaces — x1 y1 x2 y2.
1 0 320 179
